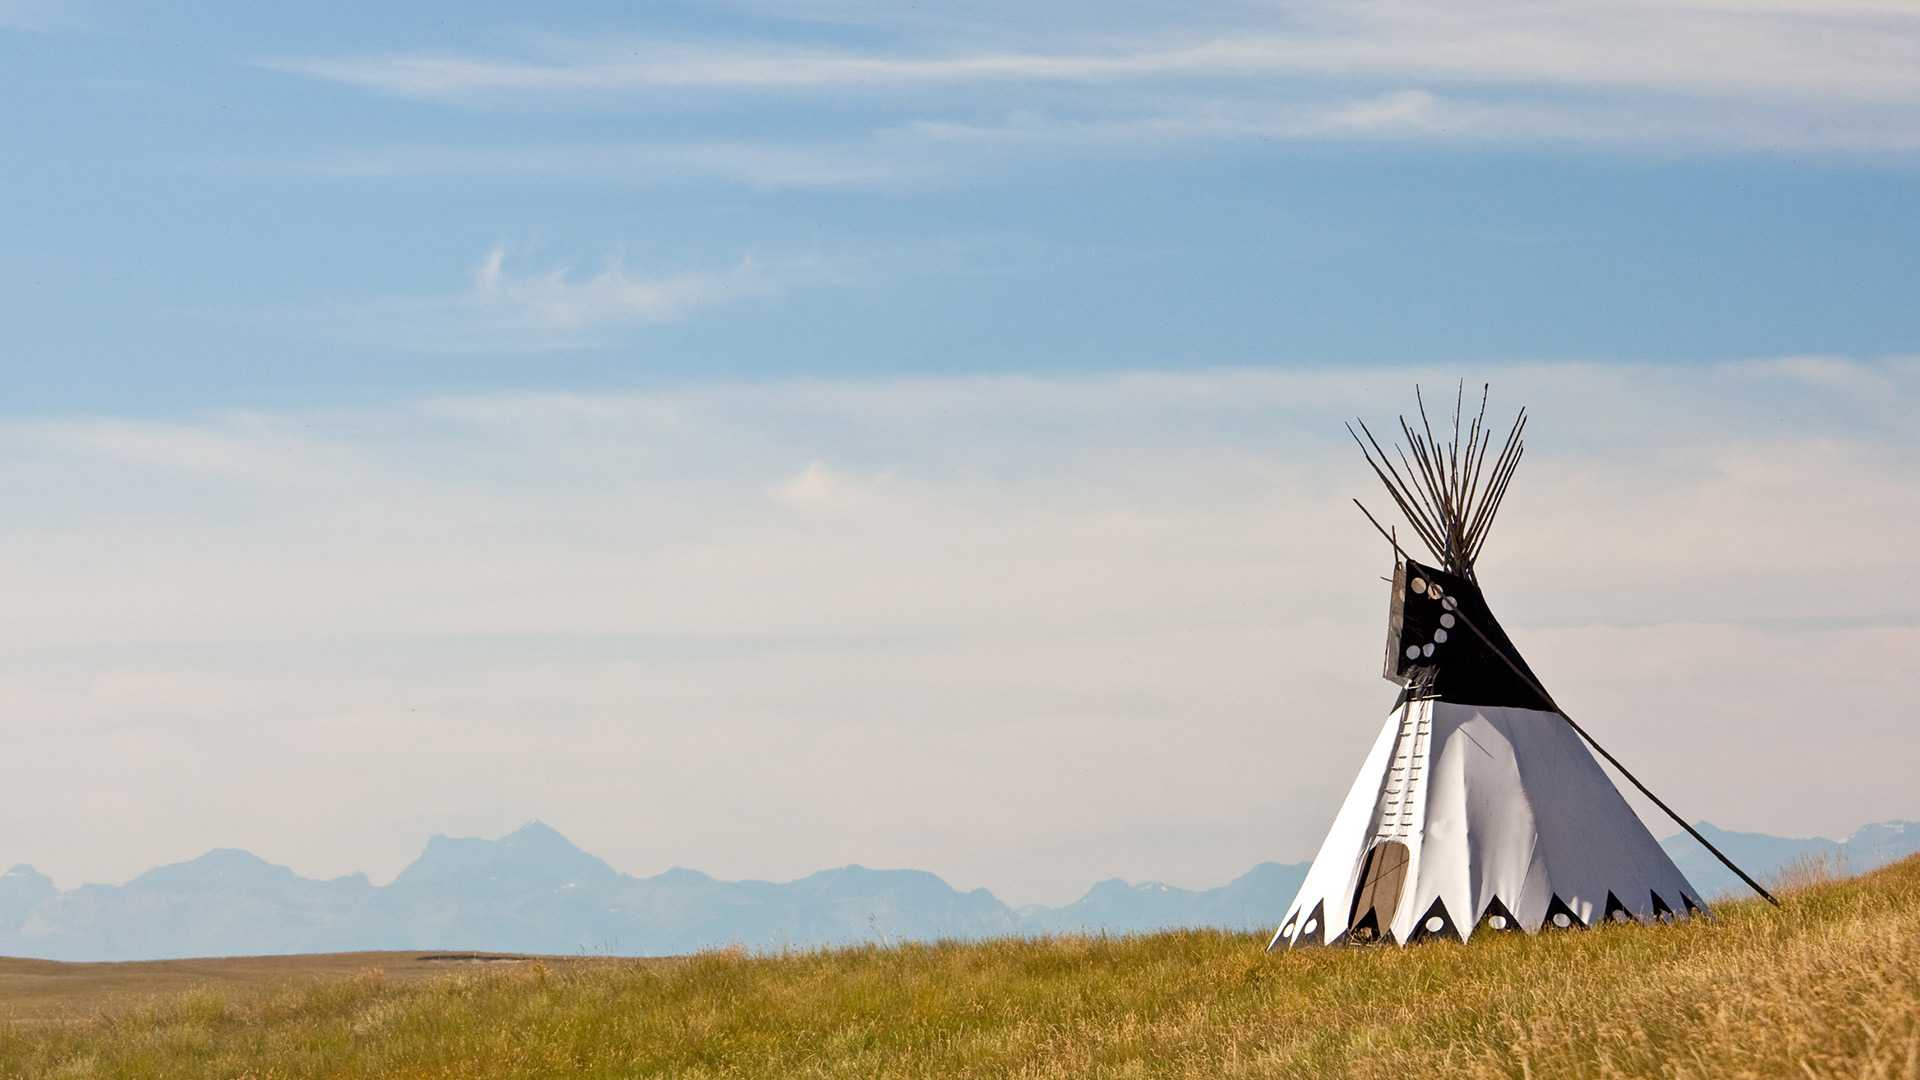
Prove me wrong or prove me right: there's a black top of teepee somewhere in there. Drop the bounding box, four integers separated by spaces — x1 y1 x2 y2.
1383 557 1552 711
1353 385 1553 712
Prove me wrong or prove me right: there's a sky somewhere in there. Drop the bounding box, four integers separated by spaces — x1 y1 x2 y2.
2 1 1918 907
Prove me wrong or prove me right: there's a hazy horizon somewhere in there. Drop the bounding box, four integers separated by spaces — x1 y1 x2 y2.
13 810 1916 897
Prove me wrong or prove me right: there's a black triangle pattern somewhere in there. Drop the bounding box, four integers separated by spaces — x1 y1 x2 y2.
1649 891 1675 923
1271 887 1703 950
1602 891 1635 925
1476 895 1522 933
1348 907 1385 945
1269 907 1303 952
1291 899 1329 950
1407 897 1462 944
1542 894 1586 931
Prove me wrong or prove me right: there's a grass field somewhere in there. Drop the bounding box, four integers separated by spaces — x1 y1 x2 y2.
0 952 548 1027
2 857 1916 1079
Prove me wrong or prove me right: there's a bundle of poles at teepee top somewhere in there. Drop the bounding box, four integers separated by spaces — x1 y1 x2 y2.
1346 382 1525 579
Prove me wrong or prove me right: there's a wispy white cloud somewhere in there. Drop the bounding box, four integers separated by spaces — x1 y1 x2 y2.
1737 354 1904 395
355 245 831 353
252 87 1920 198
466 245 770 331
769 460 901 510
263 2 1920 160
895 92 1455 145
269 3 1920 106
894 90 1920 156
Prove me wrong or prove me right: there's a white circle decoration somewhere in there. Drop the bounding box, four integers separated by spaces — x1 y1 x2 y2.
1410 577 1427 594
1406 645 1421 660
1552 913 1571 928
1434 629 1449 643
1425 916 1444 932
1422 643 1435 658
1488 914 1508 930
1439 613 1455 628
1302 919 1318 935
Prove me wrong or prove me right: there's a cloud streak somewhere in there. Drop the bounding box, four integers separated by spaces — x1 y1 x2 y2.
897 91 1920 155
270 89 1920 194
270 3 1920 106
344 245 831 353
262 2 1920 163
467 246 771 331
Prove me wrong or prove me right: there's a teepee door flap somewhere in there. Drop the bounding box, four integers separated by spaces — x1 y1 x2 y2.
1347 839 1411 942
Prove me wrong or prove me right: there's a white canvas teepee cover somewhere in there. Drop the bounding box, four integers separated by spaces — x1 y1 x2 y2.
1270 695 1705 948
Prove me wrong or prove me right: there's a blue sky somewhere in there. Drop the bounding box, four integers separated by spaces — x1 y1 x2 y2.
2 3 1918 904
8 1 1920 411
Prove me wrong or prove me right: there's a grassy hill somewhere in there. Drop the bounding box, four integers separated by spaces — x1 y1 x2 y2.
2 856 1916 1079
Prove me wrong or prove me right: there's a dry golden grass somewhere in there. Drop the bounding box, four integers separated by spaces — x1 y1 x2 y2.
3 856 1917 1079
0 952 544 1025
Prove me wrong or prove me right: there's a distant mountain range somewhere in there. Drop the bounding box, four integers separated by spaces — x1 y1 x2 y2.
2 819 1913 962
1662 820 1918 900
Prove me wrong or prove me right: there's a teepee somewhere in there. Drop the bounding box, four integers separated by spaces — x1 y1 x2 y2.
1270 386 1769 949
